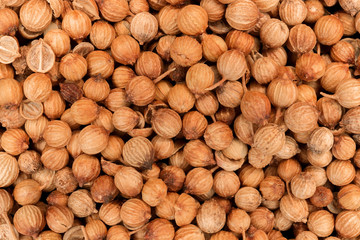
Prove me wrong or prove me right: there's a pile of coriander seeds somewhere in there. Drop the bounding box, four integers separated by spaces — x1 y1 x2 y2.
2 0 360 239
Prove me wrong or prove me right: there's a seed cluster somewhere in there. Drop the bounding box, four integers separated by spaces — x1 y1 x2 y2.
1 0 360 239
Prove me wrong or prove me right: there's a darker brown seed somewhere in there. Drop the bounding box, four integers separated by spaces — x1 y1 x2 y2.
309 186 334 207
60 83 83 104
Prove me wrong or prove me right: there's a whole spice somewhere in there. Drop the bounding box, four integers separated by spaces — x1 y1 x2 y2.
44 29 71 57
290 172 317 199
240 87 272 125
90 175 119 203
54 167 78 194
151 108 182 138
225 0 260 31
260 176 285 201
225 30 254 55
120 198 151 230
2 0 360 238
239 164 264 187
152 136 174 160
72 154 100 186
204 121 233 150
68 189 96 218
126 76 156 106
327 160 356 186
250 207 275 233
99 200 122 226
287 24 317 54
40 146 69 171
305 0 325 23
20 0 52 32
174 193 199 226
167 83 196 113
332 134 356 160
267 78 298 108
279 0 308 26
339 0 360 16
335 210 360 238
115 166 143 198
86 50 114 79
160 166 185 192
196 199 226 234
18 150 41 174
310 186 333 208
142 178 167 207
321 78 360 108
213 170 240 197
280 195 309 223
177 5 208 36
13 205 45 237
252 123 286 155
144 218 175 240
252 56 279 85
314 15 344 45
227 208 250 237
170 36 202 67
184 168 213 196
13 179 43 205
260 19 289 48
111 35 140 65
0 8 19 36
32 168 56 192
235 187 262 211
174 224 204 240
62 10 92 42
46 205 74 233
284 102 319 133
1 128 29 155
330 40 355 64
79 125 109 155
95 0 129 22
135 51 163 80
186 63 215 96
89 21 116 50
107 226 130 240
321 62 351 93
337 184 360 210
122 136 154 169
200 0 225 22
158 6 180 35
184 140 214 167
296 52 326 82
0 78 23 109
130 12 158 45
60 53 87 81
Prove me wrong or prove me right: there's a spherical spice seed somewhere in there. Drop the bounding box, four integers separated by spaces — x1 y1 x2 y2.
2 0 360 238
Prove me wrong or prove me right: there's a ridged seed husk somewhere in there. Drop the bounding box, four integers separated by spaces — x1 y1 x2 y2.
122 136 154 170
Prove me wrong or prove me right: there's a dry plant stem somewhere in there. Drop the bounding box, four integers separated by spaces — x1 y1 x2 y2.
285 181 294 203
205 77 227 91
1 212 18 240
320 92 338 100
274 108 283 125
210 165 220 173
241 73 248 93
153 67 176 84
